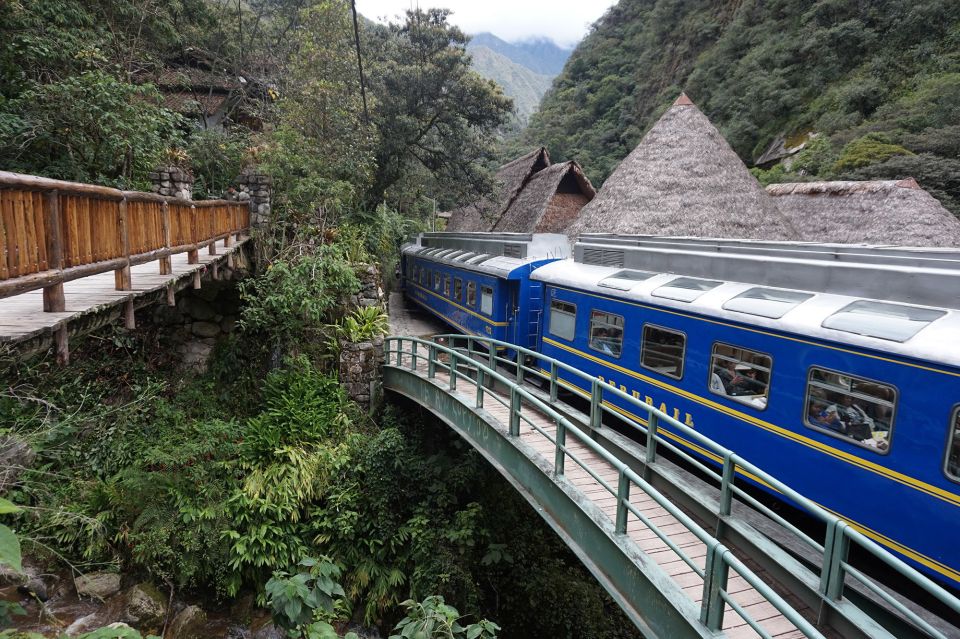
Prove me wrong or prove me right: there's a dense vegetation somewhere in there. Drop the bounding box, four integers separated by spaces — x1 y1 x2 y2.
515 0 960 215
0 291 638 637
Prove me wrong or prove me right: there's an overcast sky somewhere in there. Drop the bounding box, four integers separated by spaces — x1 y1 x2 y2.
354 0 617 47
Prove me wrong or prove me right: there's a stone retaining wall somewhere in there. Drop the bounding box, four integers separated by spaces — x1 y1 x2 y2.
148 166 194 200
338 264 388 410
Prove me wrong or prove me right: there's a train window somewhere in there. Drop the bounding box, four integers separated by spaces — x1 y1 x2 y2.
480 286 494 315
443 275 451 297
709 344 772 410
652 277 722 303
723 287 813 319
419 267 427 286
433 272 441 290
589 311 624 358
822 300 946 343
454 278 463 302
946 408 960 482
804 368 895 454
549 300 577 341
466 282 477 307
641 325 685 379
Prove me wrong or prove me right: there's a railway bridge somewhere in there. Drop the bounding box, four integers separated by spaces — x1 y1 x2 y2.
382 332 960 639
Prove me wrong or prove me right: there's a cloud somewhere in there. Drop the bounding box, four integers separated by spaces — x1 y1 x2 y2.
355 0 616 47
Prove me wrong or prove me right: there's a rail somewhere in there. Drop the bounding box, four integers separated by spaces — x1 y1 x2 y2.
0 170 249 312
385 334 960 639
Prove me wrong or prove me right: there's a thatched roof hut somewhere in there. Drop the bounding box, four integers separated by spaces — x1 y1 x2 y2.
493 161 596 233
565 94 799 241
445 147 550 232
767 179 960 247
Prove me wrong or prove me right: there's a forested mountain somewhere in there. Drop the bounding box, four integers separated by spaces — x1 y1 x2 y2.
469 33 572 76
467 33 572 125
516 0 960 215
468 45 553 124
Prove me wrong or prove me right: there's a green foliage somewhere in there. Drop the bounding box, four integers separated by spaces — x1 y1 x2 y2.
265 556 346 631
364 9 513 211
187 129 252 199
389 596 499 639
0 71 183 187
833 133 913 172
239 248 360 347
331 307 389 344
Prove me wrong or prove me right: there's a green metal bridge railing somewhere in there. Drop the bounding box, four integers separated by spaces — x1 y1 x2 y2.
384 334 960 639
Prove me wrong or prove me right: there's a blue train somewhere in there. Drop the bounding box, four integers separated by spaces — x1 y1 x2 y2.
400 232 960 589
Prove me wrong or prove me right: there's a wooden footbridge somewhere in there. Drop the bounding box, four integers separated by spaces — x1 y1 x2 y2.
383 334 960 639
0 171 250 363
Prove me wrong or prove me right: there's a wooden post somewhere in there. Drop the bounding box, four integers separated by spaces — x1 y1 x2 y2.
159 201 172 275
208 239 217 255
114 198 131 290
211 260 219 280
187 247 199 264
123 299 135 330
42 190 65 312
192 270 201 290
54 325 69 365
224 233 234 247
166 283 176 306
226 252 235 269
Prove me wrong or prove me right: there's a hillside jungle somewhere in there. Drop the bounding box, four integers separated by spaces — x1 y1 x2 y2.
0 1 641 638
513 0 960 217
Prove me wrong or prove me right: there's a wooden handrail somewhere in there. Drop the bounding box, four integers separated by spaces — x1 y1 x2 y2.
0 170 251 306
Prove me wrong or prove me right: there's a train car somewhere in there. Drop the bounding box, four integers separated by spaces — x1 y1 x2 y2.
401 233 569 350
531 234 960 589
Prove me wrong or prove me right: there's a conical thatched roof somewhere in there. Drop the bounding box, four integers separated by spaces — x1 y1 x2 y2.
493 161 596 233
767 179 960 247
565 94 799 241
445 147 550 231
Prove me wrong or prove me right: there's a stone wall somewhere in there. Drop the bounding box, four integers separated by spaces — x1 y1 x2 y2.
338 336 385 411
338 264 388 410
233 169 272 226
150 279 243 371
149 166 194 200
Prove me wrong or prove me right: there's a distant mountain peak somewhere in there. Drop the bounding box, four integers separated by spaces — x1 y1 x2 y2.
468 32 572 77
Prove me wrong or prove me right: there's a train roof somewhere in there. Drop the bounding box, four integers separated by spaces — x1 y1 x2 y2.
532 234 960 368
402 232 569 278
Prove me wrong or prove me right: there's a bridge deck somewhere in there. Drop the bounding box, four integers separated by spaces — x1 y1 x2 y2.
0 238 241 345
398 346 812 638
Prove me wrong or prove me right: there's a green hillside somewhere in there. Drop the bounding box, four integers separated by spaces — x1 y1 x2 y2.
516 0 960 214
469 45 554 124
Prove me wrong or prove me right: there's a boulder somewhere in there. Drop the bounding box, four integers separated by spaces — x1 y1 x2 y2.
191 322 221 338
17 575 50 601
110 582 166 629
75 572 121 600
251 619 285 639
167 604 207 639
185 298 216 321
0 433 35 487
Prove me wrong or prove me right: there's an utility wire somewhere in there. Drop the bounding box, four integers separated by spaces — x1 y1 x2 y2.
350 0 370 123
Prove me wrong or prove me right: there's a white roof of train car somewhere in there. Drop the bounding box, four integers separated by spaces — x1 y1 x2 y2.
532 259 960 369
402 232 569 278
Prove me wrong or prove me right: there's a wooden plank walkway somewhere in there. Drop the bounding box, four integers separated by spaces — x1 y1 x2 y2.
0 238 243 344
396 347 812 639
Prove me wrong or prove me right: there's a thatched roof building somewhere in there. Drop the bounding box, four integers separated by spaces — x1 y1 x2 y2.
445 147 550 232
767 179 960 247
493 161 596 233
565 94 799 241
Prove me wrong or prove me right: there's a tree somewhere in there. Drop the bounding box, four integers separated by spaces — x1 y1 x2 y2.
258 0 376 234
364 9 513 211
